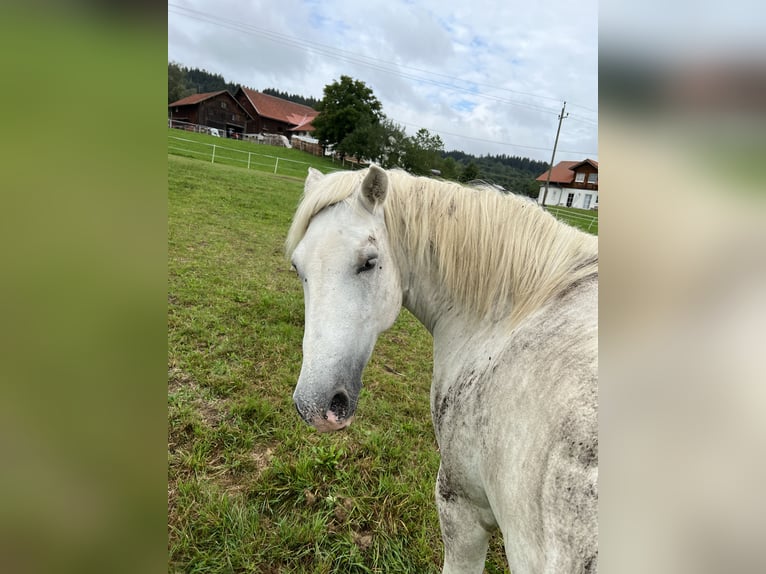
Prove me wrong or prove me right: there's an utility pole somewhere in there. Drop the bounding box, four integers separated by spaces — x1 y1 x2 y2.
540 101 568 207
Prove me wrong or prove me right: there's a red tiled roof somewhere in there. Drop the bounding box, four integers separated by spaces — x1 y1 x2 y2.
536 160 578 184
240 87 318 127
535 159 598 183
168 90 227 107
569 158 599 171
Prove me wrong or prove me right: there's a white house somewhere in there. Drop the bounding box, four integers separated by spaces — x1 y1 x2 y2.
536 159 598 210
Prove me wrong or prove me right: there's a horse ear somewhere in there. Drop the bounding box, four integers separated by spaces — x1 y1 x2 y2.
305 167 324 189
360 165 388 212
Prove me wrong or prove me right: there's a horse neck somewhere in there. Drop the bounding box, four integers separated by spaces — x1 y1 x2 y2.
397 258 456 334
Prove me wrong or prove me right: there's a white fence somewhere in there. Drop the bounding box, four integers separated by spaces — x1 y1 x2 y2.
168 136 311 177
168 119 292 147
167 134 340 178
545 206 598 232
168 119 223 135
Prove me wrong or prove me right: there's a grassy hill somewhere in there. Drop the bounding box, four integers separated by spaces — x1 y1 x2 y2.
168 127 348 178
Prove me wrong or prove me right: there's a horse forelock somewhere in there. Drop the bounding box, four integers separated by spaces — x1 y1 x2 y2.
285 170 365 258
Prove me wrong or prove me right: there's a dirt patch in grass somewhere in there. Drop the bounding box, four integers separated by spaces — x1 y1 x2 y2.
207 442 276 497
197 398 224 428
168 363 195 394
251 443 274 474
168 363 226 428
352 530 373 551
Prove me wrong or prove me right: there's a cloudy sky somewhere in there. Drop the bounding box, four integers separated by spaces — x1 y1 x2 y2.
168 0 598 162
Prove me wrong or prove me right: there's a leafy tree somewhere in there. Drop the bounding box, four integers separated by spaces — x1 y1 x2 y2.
377 119 408 169
441 157 460 180
335 116 383 164
313 76 384 161
402 128 444 175
168 62 192 103
460 161 480 182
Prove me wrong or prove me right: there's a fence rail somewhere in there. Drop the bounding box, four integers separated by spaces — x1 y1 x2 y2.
168 130 598 235
545 206 598 232
168 135 335 178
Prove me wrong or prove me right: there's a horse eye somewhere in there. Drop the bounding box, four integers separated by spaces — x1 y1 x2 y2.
357 257 378 274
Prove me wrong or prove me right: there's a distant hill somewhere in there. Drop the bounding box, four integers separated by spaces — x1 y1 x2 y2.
168 62 320 109
261 88 320 109
168 62 237 102
442 150 548 196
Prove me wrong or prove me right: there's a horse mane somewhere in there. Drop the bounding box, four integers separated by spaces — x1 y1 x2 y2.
286 168 598 325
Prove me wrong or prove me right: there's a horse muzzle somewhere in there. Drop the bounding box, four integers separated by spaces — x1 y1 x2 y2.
294 389 356 433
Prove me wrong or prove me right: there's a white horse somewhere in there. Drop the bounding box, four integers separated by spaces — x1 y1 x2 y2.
286 166 598 573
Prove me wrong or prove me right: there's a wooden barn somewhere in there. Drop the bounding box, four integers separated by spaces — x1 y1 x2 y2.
234 87 319 139
168 91 252 136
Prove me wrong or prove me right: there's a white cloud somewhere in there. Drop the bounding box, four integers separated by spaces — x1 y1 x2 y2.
168 0 598 161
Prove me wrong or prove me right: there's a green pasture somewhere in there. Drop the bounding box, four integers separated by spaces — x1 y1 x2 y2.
167 128 598 237
544 205 598 235
167 127 348 178
167 155 510 572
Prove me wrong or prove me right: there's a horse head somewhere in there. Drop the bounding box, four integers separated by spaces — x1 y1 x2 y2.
289 166 402 431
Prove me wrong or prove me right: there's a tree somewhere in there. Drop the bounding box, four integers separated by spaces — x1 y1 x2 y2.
312 76 384 161
262 88 319 109
441 157 460 180
402 128 444 175
460 161 480 182
168 62 192 103
335 116 383 164
377 119 408 169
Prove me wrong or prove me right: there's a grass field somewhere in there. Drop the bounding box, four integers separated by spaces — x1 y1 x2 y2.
168 128 597 237
168 128 350 178
168 155 511 573
544 205 598 235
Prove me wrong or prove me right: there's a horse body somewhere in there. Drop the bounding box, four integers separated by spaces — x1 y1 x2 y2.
286 166 598 573
428 282 598 573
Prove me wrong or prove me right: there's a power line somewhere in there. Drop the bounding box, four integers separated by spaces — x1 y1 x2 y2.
567 113 599 126
168 4 598 122
168 4 598 157
390 117 597 157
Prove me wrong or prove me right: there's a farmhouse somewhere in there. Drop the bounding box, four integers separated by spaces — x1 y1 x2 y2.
235 87 319 140
536 159 598 210
168 90 251 137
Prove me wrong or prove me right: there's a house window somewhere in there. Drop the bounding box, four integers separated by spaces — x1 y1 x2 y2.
221 101 227 109
588 173 598 184
575 172 585 183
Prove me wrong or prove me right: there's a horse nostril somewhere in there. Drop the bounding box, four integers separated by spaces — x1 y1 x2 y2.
329 391 349 419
